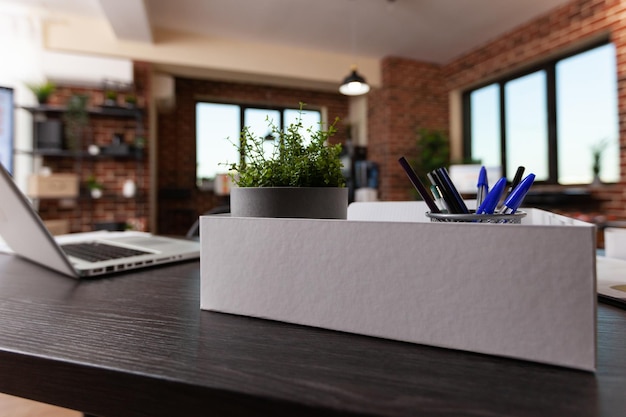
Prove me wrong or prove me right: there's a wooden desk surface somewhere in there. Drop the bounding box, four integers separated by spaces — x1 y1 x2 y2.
0 253 624 417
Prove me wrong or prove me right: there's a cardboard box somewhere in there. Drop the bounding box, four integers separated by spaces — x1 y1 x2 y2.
43 219 70 235
200 202 597 371
27 174 79 198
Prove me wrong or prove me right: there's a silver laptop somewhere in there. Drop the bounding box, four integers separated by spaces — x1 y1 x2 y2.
0 163 200 278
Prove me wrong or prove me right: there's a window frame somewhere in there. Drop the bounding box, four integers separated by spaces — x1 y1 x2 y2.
195 100 323 188
462 38 614 185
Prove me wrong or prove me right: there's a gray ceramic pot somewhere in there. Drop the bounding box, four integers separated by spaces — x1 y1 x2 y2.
230 187 348 219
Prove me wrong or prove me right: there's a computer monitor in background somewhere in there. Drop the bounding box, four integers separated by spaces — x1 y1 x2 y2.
448 164 502 194
0 86 14 174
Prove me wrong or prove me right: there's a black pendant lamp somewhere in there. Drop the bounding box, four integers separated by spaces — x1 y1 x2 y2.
339 65 370 96
339 0 369 96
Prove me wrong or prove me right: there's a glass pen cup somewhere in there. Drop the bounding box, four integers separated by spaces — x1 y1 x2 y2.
426 210 527 224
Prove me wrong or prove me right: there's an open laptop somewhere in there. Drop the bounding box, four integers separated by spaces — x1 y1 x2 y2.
0 163 200 278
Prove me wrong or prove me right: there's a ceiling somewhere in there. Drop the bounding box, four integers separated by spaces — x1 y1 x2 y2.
1 0 572 64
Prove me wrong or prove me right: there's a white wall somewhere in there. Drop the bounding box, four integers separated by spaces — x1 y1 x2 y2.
0 4 134 189
0 4 42 188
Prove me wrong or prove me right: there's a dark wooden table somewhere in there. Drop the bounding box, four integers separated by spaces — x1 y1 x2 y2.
0 253 624 417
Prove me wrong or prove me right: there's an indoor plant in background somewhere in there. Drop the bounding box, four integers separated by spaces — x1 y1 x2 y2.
86 175 103 199
410 128 450 186
103 89 118 107
228 105 347 219
62 94 89 150
590 138 609 187
27 81 55 105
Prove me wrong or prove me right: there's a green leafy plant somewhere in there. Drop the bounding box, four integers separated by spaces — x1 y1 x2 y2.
591 138 610 177
62 94 89 150
27 81 55 104
410 128 450 188
124 94 137 107
86 175 103 191
228 106 345 188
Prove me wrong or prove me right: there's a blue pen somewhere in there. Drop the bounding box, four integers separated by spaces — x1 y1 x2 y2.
476 177 507 214
476 166 489 207
499 174 535 214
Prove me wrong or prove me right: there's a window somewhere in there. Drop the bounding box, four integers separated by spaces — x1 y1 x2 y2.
0 86 13 174
196 103 321 188
463 42 618 185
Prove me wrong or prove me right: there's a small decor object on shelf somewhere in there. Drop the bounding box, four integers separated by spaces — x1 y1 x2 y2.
27 81 55 105
590 138 609 186
103 89 118 107
122 179 136 198
124 93 137 108
227 103 347 219
86 175 103 199
88 144 100 155
102 132 131 156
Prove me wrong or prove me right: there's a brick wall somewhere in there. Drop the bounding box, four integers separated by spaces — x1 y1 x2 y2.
156 78 349 235
443 0 626 222
36 62 151 232
368 58 448 201
373 0 626 223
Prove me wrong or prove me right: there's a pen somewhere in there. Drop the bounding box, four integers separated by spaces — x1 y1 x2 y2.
499 173 535 214
430 185 448 213
476 166 489 207
476 177 507 214
398 157 440 213
506 166 525 198
428 169 462 214
436 167 470 214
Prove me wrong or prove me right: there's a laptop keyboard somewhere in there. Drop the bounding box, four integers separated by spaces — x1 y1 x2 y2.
61 242 151 262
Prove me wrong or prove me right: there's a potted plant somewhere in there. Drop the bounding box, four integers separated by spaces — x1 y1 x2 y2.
27 81 55 105
410 127 450 190
227 106 347 219
104 89 118 107
86 175 103 199
591 138 610 186
62 94 89 150
124 93 137 108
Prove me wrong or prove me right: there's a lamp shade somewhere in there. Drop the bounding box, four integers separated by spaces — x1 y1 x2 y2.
339 68 370 96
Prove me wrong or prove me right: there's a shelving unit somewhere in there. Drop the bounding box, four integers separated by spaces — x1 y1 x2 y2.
17 100 149 233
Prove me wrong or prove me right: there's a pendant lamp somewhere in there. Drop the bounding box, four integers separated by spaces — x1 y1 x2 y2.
339 65 370 96
339 1 369 96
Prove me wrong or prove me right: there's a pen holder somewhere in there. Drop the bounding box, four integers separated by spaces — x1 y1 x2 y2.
426 210 527 224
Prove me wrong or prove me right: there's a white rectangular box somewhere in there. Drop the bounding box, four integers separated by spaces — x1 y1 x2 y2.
200 202 597 371
604 227 626 260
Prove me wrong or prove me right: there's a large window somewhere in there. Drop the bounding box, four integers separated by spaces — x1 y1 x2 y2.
464 42 618 185
196 102 321 188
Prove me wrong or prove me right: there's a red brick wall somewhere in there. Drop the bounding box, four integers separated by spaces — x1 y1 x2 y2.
368 58 448 201
442 0 626 221
37 62 151 232
156 78 349 235
374 0 626 223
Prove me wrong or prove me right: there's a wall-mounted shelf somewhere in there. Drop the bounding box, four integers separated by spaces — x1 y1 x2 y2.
15 148 144 160
20 104 143 118
17 92 148 233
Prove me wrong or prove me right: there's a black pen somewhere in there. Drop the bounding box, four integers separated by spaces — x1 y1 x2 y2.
429 169 461 214
436 167 470 214
398 157 440 213
506 166 525 198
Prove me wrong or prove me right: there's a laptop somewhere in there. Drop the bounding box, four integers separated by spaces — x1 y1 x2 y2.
0 163 200 278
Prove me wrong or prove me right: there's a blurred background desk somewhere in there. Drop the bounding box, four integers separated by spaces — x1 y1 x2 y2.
0 253 624 417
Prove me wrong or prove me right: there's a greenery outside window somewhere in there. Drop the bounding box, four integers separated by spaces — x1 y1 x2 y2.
463 41 619 185
196 102 322 189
